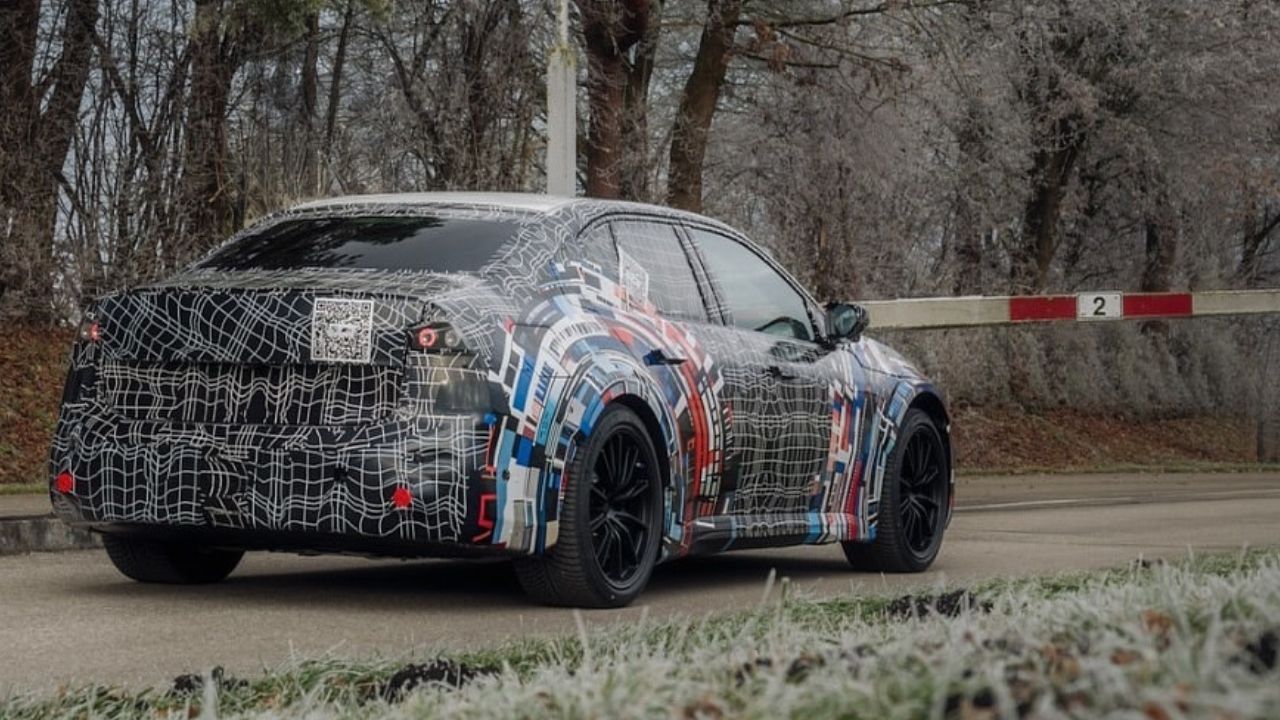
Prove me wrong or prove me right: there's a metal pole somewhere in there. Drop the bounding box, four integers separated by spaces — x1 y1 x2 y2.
546 0 576 196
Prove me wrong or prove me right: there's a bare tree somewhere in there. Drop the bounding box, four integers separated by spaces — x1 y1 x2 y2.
665 0 739 212
575 0 651 198
0 0 99 321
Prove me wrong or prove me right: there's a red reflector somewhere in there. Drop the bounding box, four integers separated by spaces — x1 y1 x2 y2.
1123 293 1192 318
391 486 413 509
472 492 496 543
79 320 101 343
1009 295 1075 322
55 471 74 494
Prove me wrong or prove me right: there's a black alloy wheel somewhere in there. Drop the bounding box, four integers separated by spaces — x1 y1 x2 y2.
842 408 950 573
898 424 947 556
587 428 656 589
514 405 663 607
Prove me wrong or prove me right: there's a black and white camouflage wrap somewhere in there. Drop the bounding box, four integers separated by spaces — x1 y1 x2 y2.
50 194 949 559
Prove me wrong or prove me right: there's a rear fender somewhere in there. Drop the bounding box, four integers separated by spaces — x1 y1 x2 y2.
484 262 726 558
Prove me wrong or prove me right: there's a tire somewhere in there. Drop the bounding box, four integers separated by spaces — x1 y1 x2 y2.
514 405 663 608
102 534 244 584
843 408 950 573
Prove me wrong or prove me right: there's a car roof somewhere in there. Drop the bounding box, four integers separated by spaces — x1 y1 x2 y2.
292 192 576 214
288 192 748 247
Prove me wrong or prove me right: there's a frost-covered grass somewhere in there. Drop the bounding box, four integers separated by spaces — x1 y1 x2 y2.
4 550 1280 719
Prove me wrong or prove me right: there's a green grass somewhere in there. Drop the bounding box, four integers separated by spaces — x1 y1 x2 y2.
0 482 43 496
4 549 1279 719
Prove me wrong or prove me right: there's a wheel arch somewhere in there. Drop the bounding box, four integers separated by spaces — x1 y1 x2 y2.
905 386 954 526
611 393 674 492
539 360 685 557
907 390 951 459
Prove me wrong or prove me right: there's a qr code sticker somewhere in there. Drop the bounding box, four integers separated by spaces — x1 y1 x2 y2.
311 298 375 363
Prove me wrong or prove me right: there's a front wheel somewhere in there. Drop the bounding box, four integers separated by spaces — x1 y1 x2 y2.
514 405 663 608
843 408 950 573
102 534 244 584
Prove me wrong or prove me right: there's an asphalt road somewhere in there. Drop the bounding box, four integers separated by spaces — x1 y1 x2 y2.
2 471 1279 693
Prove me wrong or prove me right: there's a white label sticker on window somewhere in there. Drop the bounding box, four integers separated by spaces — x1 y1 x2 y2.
618 248 650 301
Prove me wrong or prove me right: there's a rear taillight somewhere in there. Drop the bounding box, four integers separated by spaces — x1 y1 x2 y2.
409 322 466 353
78 319 101 343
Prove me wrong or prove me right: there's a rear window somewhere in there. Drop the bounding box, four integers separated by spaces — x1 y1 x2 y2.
198 215 520 272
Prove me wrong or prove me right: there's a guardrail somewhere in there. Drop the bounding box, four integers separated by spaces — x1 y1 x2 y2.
863 289 1280 330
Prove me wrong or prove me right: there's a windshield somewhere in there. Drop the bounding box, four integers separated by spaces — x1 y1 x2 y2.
198 215 520 272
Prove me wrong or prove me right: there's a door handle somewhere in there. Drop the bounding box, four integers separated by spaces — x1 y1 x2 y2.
644 349 687 366
766 365 797 380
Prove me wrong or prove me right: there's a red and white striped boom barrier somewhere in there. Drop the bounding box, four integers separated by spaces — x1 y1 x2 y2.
863 289 1280 330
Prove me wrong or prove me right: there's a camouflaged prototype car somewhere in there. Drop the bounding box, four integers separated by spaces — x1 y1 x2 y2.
51 193 952 607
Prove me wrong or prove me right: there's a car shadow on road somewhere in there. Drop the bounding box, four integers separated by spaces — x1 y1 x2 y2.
71 548 859 612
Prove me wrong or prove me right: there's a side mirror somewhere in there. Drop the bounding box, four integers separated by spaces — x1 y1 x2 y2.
826 302 869 343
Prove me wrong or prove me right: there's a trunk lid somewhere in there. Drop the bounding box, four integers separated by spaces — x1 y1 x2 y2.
89 274 466 426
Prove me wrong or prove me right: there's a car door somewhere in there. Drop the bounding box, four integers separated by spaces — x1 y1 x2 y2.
596 218 732 526
681 225 833 519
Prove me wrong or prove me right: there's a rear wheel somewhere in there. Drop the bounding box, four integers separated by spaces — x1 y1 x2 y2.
514 405 662 607
102 534 243 584
843 409 949 573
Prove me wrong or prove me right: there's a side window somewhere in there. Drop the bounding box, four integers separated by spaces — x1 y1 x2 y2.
689 228 814 342
577 222 618 272
610 220 709 322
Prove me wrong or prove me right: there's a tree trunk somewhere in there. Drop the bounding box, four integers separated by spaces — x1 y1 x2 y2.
0 0 42 318
1239 201 1280 287
575 0 650 199
300 10 321 196
179 0 239 265
1139 186 1177 338
584 53 625 198
0 0 98 322
952 106 985 295
666 0 741 213
1011 115 1083 294
323 0 355 191
620 0 662 201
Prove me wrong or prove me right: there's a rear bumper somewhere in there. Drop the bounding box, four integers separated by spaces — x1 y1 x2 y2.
49 408 502 554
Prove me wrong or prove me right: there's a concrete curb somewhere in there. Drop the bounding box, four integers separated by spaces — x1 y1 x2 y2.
0 515 101 556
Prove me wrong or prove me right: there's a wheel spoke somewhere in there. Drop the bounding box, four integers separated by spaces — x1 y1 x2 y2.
614 471 649 502
610 440 625 488
610 523 627 575
597 452 615 493
900 502 916 536
589 509 609 532
596 522 615 564
923 505 938 536
590 479 609 504
612 517 638 566
614 508 646 530
620 443 638 493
